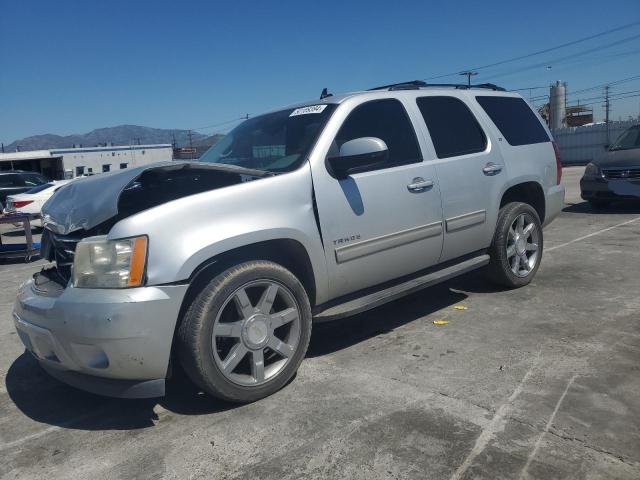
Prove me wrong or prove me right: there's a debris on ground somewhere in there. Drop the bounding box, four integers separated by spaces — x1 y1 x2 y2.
453 305 468 310
433 320 449 325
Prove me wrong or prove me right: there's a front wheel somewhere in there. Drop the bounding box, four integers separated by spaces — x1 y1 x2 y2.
177 260 312 403
486 202 543 288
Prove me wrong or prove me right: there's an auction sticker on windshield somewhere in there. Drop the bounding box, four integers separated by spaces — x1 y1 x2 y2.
289 105 328 116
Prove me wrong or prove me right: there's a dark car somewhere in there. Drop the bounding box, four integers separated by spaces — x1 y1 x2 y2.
0 171 49 210
580 124 640 208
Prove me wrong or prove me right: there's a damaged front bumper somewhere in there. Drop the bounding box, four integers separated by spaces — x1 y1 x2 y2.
13 275 188 398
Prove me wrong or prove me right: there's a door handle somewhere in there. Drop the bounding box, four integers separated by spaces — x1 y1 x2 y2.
407 178 434 192
482 163 504 176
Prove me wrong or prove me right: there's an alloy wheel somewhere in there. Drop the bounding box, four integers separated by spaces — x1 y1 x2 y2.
212 280 301 386
506 213 540 277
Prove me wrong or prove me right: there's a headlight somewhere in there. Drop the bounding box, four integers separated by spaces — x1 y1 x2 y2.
73 236 148 288
584 162 600 177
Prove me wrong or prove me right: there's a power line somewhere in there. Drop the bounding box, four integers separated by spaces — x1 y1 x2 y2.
424 20 640 81
480 33 640 82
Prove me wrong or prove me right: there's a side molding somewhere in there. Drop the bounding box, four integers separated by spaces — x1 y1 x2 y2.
445 210 486 233
334 221 443 264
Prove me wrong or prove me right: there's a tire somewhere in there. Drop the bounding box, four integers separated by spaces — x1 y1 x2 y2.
486 202 543 288
588 199 610 209
177 260 312 403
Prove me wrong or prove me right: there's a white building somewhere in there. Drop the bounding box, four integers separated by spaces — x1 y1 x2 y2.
0 144 173 180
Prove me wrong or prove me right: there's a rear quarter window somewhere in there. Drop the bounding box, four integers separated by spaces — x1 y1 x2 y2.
476 96 550 146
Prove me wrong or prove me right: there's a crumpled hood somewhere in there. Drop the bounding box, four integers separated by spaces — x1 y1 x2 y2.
42 161 268 235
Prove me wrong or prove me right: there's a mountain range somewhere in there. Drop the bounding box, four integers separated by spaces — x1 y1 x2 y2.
4 125 210 152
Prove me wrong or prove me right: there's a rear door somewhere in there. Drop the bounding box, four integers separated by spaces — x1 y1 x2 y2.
310 97 444 298
414 94 505 262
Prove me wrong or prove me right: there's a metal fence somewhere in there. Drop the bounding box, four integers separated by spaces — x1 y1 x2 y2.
551 119 638 165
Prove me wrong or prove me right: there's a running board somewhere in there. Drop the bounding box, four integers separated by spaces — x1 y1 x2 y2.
313 254 490 322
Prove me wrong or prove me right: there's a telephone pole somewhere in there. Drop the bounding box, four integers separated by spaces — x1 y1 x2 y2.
459 71 478 87
188 130 194 160
604 85 611 145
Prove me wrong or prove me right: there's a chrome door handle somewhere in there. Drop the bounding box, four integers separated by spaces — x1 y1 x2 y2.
407 178 434 192
483 163 504 176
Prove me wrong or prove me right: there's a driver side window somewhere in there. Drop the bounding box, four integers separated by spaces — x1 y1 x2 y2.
334 99 422 169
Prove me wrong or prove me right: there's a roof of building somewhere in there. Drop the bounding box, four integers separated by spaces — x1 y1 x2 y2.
0 144 172 162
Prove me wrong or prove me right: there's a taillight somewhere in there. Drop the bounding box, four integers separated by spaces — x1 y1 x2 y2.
13 200 34 208
552 141 562 185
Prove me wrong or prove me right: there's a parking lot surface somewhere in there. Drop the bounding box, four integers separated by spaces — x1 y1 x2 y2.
1 166 639 480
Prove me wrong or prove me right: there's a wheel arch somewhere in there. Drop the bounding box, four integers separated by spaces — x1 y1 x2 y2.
499 180 546 223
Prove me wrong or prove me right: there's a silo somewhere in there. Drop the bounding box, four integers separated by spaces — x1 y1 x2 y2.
549 81 566 130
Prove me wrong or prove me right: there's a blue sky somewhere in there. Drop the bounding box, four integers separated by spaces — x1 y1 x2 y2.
1 0 639 144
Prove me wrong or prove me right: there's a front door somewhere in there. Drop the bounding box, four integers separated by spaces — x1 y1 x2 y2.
310 98 444 299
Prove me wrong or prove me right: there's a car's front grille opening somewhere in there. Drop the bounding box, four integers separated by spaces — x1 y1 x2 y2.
40 229 82 286
603 168 640 179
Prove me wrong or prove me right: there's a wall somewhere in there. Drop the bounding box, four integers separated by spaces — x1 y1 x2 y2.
551 120 638 165
56 145 173 178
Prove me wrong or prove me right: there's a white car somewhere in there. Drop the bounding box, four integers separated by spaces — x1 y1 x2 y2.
4 180 72 227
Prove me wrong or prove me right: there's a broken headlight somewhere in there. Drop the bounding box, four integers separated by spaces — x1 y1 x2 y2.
73 236 148 288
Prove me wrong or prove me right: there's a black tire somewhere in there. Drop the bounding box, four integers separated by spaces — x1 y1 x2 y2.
588 199 610 209
177 260 312 403
486 202 543 288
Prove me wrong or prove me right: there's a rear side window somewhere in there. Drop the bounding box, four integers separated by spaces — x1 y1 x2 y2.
476 96 550 146
21 173 48 186
416 96 487 158
0 174 23 188
334 99 421 167
26 183 54 194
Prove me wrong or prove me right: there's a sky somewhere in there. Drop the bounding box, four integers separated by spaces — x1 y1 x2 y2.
1 0 639 145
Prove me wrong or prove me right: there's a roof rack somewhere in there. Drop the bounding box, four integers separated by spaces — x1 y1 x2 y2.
368 80 505 92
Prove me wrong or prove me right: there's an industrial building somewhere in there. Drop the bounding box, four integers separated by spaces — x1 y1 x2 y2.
0 144 173 180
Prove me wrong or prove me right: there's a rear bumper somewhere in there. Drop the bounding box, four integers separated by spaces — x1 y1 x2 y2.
544 184 565 227
580 176 640 201
13 278 188 398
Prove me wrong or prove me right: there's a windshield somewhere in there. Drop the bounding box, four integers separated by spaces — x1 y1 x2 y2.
610 126 640 151
25 183 54 194
199 104 336 172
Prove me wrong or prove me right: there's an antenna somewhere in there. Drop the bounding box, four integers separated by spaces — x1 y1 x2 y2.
320 88 333 99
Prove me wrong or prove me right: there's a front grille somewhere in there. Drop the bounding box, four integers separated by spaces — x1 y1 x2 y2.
602 168 640 179
40 228 81 285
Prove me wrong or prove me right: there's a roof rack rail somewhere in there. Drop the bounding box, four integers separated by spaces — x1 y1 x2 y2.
368 81 506 92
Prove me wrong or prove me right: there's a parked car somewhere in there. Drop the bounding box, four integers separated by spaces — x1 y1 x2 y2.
3 180 72 227
580 123 640 207
13 81 564 402
0 171 49 207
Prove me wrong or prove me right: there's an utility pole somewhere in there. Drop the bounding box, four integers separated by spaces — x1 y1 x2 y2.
604 85 611 145
459 71 478 87
1 143 4 153
188 129 194 160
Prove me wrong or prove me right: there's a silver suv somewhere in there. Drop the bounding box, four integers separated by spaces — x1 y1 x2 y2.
13 81 565 402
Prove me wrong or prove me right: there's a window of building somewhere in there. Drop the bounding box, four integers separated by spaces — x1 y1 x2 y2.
112 152 116 156
416 96 487 159
120 163 128 169
88 167 93 174
141 150 145 155
102 164 111 173
333 99 421 170
475 96 550 146
75 166 85 177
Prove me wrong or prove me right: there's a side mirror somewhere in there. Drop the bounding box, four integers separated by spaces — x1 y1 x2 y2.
327 137 389 178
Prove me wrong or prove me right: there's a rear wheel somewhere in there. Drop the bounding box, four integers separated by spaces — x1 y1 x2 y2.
177 260 312 403
487 202 543 288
